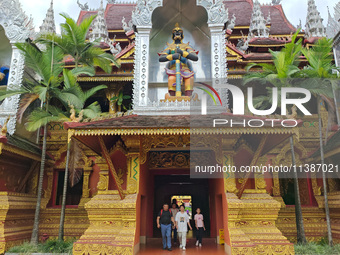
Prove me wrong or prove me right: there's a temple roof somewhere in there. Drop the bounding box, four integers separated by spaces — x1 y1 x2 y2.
77 0 296 35
249 37 290 46
77 3 135 30
65 114 294 129
310 128 340 159
65 114 300 156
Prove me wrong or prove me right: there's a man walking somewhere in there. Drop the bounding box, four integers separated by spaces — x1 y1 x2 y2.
175 205 192 250
157 204 174 251
171 203 179 244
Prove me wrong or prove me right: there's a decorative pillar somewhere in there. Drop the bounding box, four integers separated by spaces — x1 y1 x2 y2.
124 136 141 194
254 156 268 191
272 172 281 196
223 153 238 194
105 85 123 114
209 24 227 81
126 153 140 194
222 137 238 194
96 157 110 192
133 27 151 108
0 46 25 135
79 166 92 207
0 0 34 135
131 0 162 110
41 167 54 208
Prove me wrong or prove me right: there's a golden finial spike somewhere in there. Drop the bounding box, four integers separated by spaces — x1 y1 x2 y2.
175 22 179 27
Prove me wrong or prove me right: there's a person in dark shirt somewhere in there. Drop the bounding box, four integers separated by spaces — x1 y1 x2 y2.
157 203 174 251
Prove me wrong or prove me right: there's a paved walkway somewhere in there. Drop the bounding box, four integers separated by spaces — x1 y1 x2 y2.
138 238 227 254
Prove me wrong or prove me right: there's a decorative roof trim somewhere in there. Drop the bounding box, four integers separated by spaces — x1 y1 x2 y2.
70 127 298 136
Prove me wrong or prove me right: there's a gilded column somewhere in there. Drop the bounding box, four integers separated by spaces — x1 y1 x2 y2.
124 136 141 194
40 167 54 209
254 156 267 191
222 137 238 194
79 166 92 207
96 157 109 193
223 153 238 194
126 153 140 194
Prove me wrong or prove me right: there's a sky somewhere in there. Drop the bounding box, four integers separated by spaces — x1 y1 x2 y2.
18 0 338 33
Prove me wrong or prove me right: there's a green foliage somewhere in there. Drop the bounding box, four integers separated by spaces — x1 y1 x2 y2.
301 38 338 79
7 239 75 254
111 90 131 111
245 30 302 88
294 242 340 255
300 38 338 102
243 31 337 112
37 13 120 72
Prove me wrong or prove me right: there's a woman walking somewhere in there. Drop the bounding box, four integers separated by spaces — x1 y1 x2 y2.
194 208 206 247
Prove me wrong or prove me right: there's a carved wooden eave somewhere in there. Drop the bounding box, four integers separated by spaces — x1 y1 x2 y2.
0 142 47 162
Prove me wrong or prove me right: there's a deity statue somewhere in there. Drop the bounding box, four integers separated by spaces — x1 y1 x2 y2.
0 66 9 86
158 23 198 97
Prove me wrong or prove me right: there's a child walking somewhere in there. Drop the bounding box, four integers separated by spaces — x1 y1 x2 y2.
175 205 192 250
194 208 206 247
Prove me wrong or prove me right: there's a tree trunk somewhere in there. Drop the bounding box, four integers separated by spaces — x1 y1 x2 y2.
30 124 48 244
318 97 333 246
58 140 71 240
290 137 307 244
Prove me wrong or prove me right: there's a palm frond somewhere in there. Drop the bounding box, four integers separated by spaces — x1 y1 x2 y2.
68 139 84 187
83 85 107 101
83 102 102 119
17 94 40 123
26 108 61 131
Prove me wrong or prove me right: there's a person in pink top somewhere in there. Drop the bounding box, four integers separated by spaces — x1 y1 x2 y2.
194 208 206 247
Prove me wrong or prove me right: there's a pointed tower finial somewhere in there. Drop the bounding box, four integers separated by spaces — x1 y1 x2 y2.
326 5 340 38
249 0 270 38
39 0 56 34
334 2 340 23
89 0 108 43
89 0 121 55
305 0 326 38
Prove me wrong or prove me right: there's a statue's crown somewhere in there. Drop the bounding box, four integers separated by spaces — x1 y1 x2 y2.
172 23 183 33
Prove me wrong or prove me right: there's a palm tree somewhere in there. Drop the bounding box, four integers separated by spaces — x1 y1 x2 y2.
37 13 120 71
244 31 307 244
301 37 338 247
1 13 119 244
0 40 78 245
38 14 121 240
57 69 106 240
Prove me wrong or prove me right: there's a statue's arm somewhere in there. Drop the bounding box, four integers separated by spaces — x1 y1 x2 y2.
159 50 181 62
176 48 198 61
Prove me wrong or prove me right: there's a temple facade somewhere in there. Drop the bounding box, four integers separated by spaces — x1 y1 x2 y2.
0 0 339 254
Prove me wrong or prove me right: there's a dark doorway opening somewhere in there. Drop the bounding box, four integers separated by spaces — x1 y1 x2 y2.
153 175 210 238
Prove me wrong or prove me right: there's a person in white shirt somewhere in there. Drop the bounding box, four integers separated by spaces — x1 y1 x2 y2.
175 205 192 250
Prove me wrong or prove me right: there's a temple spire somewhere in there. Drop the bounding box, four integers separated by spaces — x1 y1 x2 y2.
335 2 340 23
305 0 326 38
89 0 109 42
39 0 56 34
89 0 121 55
326 6 340 38
249 0 270 38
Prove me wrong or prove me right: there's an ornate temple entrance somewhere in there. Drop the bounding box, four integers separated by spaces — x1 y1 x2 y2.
152 174 210 238
137 152 228 245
